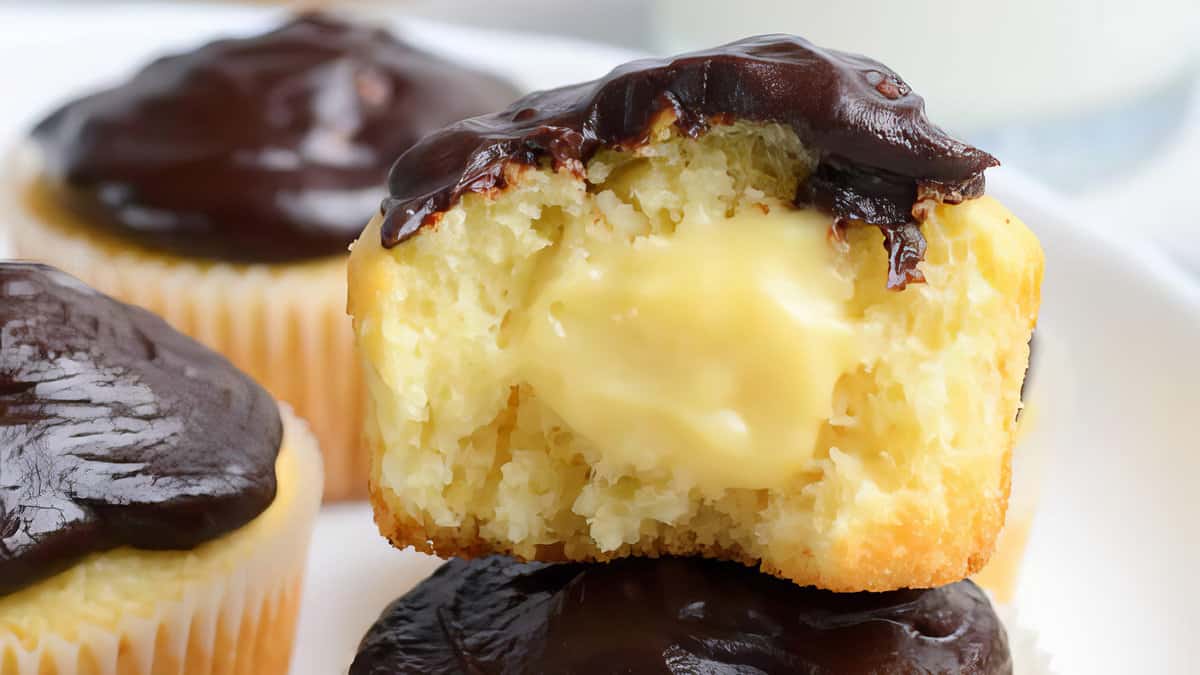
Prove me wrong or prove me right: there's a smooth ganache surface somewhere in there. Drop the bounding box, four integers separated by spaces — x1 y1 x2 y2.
351 556 1012 675
31 13 521 263
381 34 997 289
0 263 282 596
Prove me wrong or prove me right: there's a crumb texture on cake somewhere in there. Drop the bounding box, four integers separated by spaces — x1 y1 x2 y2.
349 121 1043 591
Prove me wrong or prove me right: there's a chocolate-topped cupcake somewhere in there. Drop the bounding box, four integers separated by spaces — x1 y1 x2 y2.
0 262 323 675
341 33 1045 673
351 556 1013 674
6 13 521 500
349 34 1043 592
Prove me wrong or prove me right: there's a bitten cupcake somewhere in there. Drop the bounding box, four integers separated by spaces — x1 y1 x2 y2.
0 263 323 674
349 35 1044 591
6 13 520 500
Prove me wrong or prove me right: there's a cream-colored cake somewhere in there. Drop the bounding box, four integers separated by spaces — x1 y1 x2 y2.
349 120 1043 591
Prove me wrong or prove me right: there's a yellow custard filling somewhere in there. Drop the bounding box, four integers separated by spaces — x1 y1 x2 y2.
518 207 857 490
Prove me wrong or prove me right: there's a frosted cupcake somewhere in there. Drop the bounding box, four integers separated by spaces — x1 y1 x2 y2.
0 263 322 674
349 35 1043 592
5 13 520 500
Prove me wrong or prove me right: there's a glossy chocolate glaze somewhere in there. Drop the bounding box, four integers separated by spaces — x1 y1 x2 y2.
381 34 996 289
0 263 281 595
351 556 1012 675
32 14 520 263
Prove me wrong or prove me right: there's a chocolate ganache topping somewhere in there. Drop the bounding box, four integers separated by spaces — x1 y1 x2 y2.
351 556 1012 675
32 13 520 263
380 34 997 289
0 263 281 595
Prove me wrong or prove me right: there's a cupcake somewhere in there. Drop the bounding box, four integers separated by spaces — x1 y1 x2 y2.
5 13 521 501
0 262 322 674
348 35 1044 591
351 556 1014 674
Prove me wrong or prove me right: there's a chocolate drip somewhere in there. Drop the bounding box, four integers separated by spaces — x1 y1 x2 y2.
32 13 520 263
380 34 996 289
351 556 1012 674
0 263 281 595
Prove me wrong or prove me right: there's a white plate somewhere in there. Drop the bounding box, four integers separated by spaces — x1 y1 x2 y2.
991 169 1199 675
2 6 1198 675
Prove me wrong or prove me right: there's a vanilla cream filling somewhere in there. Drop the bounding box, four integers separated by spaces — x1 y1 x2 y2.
517 207 857 490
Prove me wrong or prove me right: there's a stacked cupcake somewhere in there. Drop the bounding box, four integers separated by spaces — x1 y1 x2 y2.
347 35 1042 672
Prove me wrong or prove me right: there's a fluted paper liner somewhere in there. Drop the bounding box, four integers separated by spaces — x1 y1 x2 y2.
0 407 323 675
5 143 366 500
